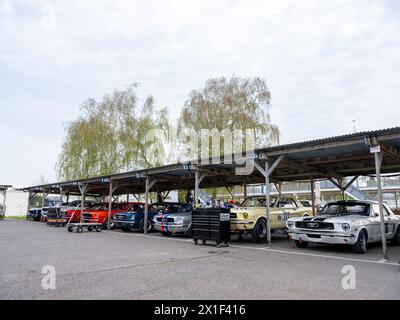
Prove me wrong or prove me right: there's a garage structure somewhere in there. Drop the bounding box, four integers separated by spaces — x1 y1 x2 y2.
22 127 400 260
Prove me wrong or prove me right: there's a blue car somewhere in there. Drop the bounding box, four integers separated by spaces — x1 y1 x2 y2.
113 202 168 233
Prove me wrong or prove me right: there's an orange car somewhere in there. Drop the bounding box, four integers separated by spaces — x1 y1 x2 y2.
61 201 99 223
83 202 140 229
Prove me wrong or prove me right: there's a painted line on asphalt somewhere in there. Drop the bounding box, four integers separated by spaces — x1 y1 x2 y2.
229 244 400 266
106 231 400 266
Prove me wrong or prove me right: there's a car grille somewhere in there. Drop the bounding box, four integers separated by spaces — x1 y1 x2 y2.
295 221 334 230
115 214 128 220
230 213 237 219
157 217 174 222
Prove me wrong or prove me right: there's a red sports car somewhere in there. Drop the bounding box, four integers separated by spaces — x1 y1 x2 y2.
83 202 141 229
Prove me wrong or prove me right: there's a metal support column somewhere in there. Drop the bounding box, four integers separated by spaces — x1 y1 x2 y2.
310 176 316 216
194 171 207 208
79 184 88 223
265 158 271 246
374 150 388 261
144 177 150 234
243 177 247 199
41 189 46 208
108 181 113 231
254 154 285 247
195 171 200 207
144 177 157 234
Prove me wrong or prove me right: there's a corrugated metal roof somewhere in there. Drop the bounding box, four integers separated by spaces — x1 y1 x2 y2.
21 126 400 195
257 126 400 153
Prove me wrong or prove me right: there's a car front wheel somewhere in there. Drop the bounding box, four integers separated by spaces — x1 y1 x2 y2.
352 230 368 253
140 220 153 233
390 226 400 245
294 240 309 248
251 219 268 242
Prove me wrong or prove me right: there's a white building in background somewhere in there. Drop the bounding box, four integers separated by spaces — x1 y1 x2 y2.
2 188 29 217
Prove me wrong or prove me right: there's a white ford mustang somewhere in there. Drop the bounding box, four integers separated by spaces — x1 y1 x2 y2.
286 200 400 253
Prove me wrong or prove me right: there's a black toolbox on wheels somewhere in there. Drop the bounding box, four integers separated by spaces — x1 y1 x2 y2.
192 208 231 247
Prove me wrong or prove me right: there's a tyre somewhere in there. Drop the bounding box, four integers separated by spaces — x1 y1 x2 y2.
68 226 74 233
76 226 83 233
390 226 400 245
102 220 115 230
352 230 368 253
96 226 102 232
251 219 268 242
186 225 193 237
294 240 309 248
140 220 153 233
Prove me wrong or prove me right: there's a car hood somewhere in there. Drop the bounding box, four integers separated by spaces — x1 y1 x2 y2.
298 214 369 224
156 212 189 218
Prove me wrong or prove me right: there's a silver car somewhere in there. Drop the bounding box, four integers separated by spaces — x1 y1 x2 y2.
287 200 400 253
153 203 193 236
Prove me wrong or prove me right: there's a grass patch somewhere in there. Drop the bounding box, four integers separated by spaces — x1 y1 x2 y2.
5 216 27 220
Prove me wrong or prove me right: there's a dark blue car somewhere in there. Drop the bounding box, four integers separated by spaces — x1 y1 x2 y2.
113 203 168 233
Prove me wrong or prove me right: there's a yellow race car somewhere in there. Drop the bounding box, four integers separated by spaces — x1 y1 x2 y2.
230 196 314 242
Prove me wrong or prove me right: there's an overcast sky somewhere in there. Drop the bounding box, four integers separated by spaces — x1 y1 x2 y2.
1 0 400 187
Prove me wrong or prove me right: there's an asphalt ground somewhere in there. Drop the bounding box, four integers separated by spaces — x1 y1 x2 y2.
0 219 399 300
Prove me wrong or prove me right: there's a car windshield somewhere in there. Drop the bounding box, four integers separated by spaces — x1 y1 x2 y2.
241 197 277 208
113 203 133 211
319 203 370 216
90 204 107 211
164 205 183 213
130 204 145 212
152 203 169 211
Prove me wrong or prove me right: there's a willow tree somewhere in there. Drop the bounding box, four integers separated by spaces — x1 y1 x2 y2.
178 76 280 198
57 84 170 181
179 76 280 157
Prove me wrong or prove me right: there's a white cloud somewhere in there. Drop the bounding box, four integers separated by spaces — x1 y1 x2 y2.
0 0 400 186
1 1 12 15
41 4 57 31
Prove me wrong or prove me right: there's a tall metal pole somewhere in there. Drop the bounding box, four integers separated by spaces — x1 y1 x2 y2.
374 151 388 260
108 181 113 231
265 158 271 246
144 177 150 234
395 192 398 210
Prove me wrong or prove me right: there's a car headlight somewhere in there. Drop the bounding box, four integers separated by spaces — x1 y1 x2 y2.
175 217 184 224
341 223 351 232
287 220 294 229
243 213 249 220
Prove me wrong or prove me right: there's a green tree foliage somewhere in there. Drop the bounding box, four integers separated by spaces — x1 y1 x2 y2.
179 76 280 199
57 84 169 181
179 76 280 153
